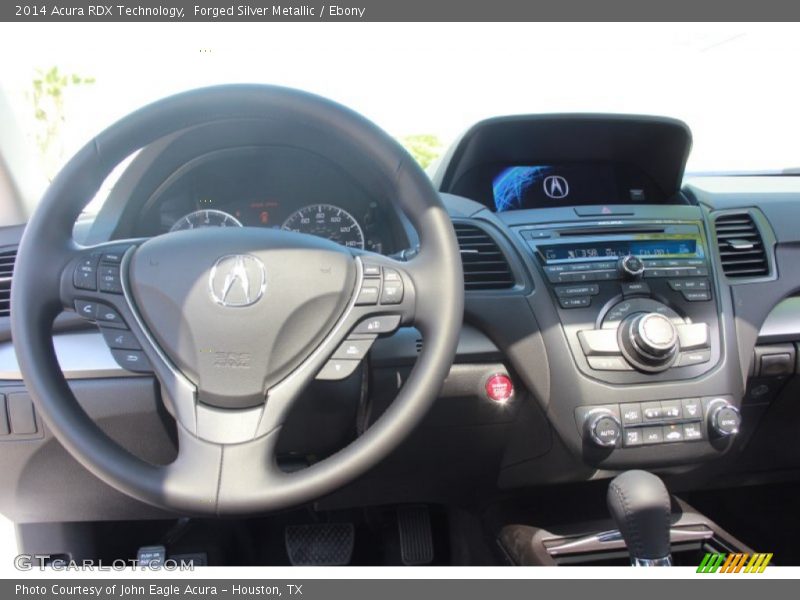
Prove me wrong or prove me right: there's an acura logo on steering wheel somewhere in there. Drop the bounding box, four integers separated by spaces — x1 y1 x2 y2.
209 254 267 307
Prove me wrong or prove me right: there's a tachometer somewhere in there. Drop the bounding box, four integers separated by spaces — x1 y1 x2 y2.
170 209 243 232
281 204 365 250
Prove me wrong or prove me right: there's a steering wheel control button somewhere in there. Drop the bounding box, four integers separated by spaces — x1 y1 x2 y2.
587 356 632 371
100 251 124 264
98 265 123 294
73 256 99 290
676 349 711 367
74 300 99 320
380 270 404 304
559 296 591 309
333 339 374 360
620 403 643 426
382 268 401 282
111 349 151 373
676 323 710 350
101 328 141 351
621 281 650 296
380 283 404 304
362 263 382 278
95 305 127 329
355 280 381 305
709 402 741 437
578 329 620 355
485 373 514 403
555 284 599 297
316 359 361 381
584 410 622 447
353 315 401 335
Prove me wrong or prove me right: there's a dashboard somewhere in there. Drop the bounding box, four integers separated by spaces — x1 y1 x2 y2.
5 110 800 524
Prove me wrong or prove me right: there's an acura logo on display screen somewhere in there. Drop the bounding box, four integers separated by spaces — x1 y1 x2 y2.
209 254 267 307
543 175 570 199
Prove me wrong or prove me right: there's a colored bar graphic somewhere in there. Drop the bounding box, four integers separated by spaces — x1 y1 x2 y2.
697 552 773 573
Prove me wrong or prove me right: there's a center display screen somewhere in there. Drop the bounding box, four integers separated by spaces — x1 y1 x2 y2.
492 164 620 211
539 239 698 262
490 163 659 211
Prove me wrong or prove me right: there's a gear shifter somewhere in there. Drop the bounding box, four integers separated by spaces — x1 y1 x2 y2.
607 470 672 566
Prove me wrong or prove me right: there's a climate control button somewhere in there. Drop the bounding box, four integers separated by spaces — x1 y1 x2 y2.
708 400 741 437
584 409 622 447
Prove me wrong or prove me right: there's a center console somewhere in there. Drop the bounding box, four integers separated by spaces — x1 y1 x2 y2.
435 114 745 470
516 217 739 453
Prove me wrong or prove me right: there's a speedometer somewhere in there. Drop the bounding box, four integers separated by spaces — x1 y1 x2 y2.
281 204 365 250
170 209 243 232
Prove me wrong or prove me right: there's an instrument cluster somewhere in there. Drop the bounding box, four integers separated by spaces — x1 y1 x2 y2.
135 146 403 254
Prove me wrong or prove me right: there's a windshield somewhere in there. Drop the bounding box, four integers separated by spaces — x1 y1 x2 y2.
1 22 798 195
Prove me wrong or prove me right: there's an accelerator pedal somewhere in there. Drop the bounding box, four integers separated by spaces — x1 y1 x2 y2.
398 505 434 565
285 522 354 566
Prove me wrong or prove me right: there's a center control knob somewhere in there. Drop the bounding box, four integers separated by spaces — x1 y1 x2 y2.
618 312 679 372
618 254 645 279
584 409 622 447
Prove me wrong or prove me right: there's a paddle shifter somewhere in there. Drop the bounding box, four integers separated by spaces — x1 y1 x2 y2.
607 470 673 566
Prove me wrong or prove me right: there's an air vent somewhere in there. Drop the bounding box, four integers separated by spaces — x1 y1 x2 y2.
714 213 769 278
0 248 16 318
453 223 515 291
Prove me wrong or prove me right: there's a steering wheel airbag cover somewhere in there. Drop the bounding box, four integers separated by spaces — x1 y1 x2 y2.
130 227 356 409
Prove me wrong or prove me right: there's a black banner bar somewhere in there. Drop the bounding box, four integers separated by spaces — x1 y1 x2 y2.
3 0 800 22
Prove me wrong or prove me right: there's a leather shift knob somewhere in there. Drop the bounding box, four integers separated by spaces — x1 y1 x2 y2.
607 470 672 562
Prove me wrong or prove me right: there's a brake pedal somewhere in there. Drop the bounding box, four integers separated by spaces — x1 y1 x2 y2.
398 505 434 565
285 523 354 566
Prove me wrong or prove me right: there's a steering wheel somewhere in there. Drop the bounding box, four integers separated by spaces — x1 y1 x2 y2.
11 85 463 515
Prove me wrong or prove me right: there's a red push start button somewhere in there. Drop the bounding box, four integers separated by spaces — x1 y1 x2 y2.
485 373 514 403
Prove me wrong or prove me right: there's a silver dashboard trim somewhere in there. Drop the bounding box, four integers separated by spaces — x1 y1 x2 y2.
546 526 713 556
0 331 143 381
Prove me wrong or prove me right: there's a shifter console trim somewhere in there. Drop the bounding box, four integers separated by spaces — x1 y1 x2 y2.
546 526 713 557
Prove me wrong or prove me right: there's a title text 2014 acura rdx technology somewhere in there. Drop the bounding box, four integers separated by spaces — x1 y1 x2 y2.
1 77 799 567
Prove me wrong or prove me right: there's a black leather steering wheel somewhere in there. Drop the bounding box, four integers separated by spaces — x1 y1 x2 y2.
11 85 463 515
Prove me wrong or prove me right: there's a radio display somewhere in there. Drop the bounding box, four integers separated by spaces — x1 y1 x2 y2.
540 239 698 262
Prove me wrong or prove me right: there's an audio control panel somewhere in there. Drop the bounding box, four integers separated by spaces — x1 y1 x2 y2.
517 220 720 384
